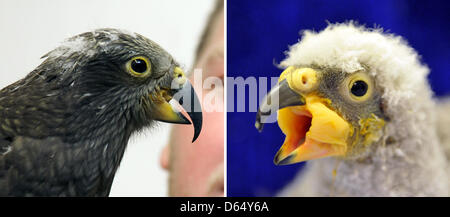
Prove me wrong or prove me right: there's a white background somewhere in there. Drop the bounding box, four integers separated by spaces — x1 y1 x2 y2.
0 0 215 196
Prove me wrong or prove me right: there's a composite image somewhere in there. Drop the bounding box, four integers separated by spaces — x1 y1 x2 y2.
0 0 449 205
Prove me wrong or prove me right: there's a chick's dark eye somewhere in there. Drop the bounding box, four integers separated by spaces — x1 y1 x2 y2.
131 58 148 73
351 80 368 97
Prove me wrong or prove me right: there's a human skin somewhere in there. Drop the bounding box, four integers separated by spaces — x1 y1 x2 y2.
160 10 224 197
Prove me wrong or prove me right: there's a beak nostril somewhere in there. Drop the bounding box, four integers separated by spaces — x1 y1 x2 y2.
286 67 317 93
302 75 307 85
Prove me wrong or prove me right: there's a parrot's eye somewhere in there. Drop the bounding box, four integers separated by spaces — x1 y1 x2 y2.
126 56 151 77
343 72 373 102
351 80 368 97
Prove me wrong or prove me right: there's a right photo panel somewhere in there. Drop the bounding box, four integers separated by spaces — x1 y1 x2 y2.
227 0 450 196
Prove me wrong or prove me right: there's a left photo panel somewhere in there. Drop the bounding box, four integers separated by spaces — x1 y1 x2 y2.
0 0 224 197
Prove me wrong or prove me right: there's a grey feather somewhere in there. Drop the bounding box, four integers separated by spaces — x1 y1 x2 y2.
0 28 180 196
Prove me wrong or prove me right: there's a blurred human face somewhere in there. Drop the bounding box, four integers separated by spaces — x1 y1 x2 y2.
160 10 224 196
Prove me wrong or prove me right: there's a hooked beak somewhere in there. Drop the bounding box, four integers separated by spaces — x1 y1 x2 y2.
151 67 203 142
256 67 351 165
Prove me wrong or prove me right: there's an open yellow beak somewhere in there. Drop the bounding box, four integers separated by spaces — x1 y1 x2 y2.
256 67 352 165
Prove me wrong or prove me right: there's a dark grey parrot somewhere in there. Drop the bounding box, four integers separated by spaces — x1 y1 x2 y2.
0 28 202 196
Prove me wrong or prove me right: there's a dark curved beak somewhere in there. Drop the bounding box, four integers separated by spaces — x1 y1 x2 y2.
152 67 203 142
171 80 203 142
255 79 305 132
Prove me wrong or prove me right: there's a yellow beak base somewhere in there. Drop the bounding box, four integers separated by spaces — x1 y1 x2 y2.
150 90 191 124
274 96 351 165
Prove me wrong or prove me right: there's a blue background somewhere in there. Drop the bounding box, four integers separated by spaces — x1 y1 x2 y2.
227 0 450 196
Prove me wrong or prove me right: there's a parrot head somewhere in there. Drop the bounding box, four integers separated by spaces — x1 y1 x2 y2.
40 28 202 142
252 22 434 165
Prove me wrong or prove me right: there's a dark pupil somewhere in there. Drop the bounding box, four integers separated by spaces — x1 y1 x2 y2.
131 59 147 73
351 80 368 97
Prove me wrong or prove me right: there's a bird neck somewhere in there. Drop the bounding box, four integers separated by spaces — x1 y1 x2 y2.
65 96 139 195
339 104 447 196
299 97 449 196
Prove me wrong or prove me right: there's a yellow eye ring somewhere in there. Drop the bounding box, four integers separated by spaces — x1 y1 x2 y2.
126 56 151 77
344 72 373 102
